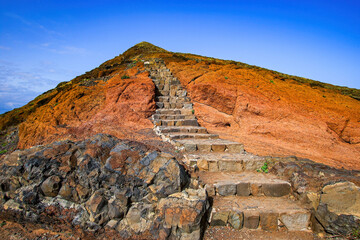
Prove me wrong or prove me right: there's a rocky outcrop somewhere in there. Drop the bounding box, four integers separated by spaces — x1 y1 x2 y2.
315 181 360 236
0 134 209 239
270 159 360 236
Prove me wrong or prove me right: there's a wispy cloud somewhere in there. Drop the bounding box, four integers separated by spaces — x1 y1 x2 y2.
51 45 88 55
5 12 62 36
0 46 11 50
35 43 88 55
0 60 60 113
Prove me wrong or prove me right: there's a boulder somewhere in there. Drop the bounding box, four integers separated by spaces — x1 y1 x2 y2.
138 152 189 198
86 189 109 225
107 190 128 220
121 202 155 233
157 188 208 239
152 158 189 198
315 181 360 235
41 176 61 197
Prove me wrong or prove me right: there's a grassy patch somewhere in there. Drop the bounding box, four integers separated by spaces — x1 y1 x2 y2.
0 150 7 154
257 161 269 173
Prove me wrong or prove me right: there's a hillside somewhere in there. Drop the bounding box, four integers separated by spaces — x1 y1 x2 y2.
1 42 360 239
0 41 359 170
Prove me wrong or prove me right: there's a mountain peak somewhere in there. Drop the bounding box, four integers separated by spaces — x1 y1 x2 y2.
122 41 168 60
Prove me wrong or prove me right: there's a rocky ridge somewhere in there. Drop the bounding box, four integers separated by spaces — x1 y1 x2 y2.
0 134 209 239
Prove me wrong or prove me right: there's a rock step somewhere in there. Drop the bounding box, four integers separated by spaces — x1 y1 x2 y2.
197 171 291 197
184 153 266 172
167 133 219 140
210 196 311 231
152 114 196 120
156 109 194 115
174 139 244 153
156 96 190 103
158 126 208 134
157 89 187 97
152 79 180 85
157 90 169 96
153 119 199 127
155 84 183 91
155 102 193 109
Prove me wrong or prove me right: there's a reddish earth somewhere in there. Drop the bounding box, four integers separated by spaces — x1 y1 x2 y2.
204 226 318 240
1 42 359 171
17 63 157 149
0 215 150 240
167 60 360 170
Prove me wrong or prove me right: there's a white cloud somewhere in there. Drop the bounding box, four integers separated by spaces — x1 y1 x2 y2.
5 102 16 108
0 61 60 113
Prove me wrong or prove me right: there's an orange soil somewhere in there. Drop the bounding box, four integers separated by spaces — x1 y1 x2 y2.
18 63 157 149
167 60 360 170
2 42 359 171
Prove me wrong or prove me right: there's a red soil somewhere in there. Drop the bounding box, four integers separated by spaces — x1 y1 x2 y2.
167 60 360 170
17 63 158 149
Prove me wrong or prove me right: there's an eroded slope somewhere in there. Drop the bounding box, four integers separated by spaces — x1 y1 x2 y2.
166 60 360 170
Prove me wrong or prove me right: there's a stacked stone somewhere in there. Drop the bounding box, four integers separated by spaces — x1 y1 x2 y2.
146 59 312 233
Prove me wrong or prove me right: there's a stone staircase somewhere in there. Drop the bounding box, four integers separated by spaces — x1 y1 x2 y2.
145 59 311 233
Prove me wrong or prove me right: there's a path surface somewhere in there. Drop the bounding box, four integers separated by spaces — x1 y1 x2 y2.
145 59 314 238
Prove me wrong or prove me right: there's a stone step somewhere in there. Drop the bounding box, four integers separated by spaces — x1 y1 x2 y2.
152 114 196 120
168 133 220 140
153 119 199 127
174 139 244 153
156 109 194 115
155 102 193 109
158 126 208 134
184 153 266 172
155 84 182 91
210 196 311 231
156 96 190 103
197 171 291 197
157 90 169 96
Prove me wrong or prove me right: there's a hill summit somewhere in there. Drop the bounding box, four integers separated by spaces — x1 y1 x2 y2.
0 41 360 170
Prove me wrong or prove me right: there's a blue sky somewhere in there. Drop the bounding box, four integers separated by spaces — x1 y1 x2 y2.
0 0 359 114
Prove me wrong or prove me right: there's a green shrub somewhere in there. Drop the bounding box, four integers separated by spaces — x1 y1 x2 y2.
351 227 360 239
121 75 130 79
